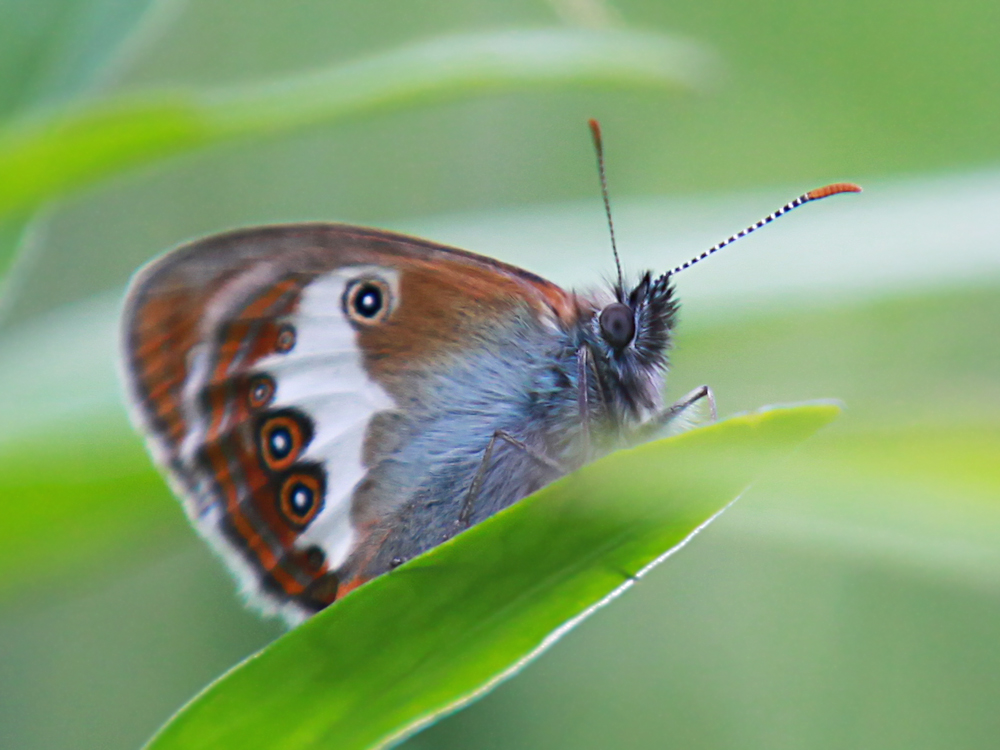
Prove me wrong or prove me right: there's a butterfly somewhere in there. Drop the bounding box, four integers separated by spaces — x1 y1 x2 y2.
120 120 859 626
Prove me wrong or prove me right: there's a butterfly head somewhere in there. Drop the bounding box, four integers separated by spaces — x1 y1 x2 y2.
583 271 678 417
599 272 675 357
584 120 860 418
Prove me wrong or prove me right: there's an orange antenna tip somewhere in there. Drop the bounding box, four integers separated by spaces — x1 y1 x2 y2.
588 118 602 140
806 182 863 200
665 180 862 277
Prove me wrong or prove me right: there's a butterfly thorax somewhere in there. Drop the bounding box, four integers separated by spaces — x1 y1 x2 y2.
356 273 679 577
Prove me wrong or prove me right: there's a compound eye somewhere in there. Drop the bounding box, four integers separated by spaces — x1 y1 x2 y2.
599 302 636 350
344 278 392 325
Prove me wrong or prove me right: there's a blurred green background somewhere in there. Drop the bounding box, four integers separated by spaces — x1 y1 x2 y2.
1 0 999 748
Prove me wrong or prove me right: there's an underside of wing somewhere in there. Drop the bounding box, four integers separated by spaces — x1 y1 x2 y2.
121 223 578 624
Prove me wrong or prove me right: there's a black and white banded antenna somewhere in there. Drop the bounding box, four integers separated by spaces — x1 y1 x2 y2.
666 182 862 278
588 119 625 300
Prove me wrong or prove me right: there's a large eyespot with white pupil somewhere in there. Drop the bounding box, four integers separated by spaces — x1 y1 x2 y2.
279 469 324 528
344 277 391 325
599 302 636 350
258 412 312 472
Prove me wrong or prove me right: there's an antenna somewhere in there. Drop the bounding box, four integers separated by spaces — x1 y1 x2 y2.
666 182 862 277
588 119 624 298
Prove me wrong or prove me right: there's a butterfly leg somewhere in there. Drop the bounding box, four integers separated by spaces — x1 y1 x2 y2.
577 347 592 458
576 344 607 461
458 430 564 529
635 385 716 442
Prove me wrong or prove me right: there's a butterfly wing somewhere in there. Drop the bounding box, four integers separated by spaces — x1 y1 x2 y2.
122 223 579 624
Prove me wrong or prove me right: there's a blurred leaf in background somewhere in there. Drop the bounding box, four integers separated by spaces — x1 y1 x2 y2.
0 28 709 226
0 0 176 301
0 0 999 749
0 0 171 116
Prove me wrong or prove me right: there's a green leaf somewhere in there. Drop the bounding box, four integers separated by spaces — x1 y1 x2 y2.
0 0 181 300
0 28 709 221
0 422 182 597
0 213 33 294
145 404 836 750
0 0 171 118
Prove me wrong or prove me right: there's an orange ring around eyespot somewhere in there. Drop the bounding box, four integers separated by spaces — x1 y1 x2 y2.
275 324 296 353
248 375 275 409
260 415 303 472
279 473 323 528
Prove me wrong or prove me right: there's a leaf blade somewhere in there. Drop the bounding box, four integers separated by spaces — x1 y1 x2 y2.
146 404 836 750
0 28 711 220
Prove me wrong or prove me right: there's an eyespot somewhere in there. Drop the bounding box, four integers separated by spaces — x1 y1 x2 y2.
276 324 296 353
279 471 324 528
344 277 391 325
303 571 339 609
599 302 636 350
259 414 309 472
305 546 326 570
248 375 275 409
